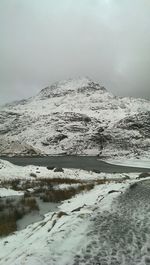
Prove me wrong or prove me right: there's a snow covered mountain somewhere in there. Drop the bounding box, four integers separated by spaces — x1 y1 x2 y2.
0 77 150 158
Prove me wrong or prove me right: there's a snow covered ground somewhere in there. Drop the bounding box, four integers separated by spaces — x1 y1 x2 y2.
0 182 127 265
0 159 149 265
0 188 23 197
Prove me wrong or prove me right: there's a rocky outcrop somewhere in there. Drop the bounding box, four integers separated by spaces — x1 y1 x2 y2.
0 139 41 156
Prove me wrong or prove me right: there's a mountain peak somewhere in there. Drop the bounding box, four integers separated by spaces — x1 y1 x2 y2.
37 77 107 99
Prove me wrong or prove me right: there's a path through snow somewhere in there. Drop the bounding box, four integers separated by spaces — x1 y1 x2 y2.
72 180 150 265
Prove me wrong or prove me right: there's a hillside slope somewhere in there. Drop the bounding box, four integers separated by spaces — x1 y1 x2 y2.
0 77 150 158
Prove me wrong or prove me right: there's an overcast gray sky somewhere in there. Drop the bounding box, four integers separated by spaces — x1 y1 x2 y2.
0 0 150 104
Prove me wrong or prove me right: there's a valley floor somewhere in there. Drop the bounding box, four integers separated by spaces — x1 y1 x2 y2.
0 160 150 265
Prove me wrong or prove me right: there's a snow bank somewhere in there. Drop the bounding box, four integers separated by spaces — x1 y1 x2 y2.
0 188 23 197
106 159 150 169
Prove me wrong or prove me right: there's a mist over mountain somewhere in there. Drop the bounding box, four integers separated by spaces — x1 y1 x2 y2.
0 1 150 104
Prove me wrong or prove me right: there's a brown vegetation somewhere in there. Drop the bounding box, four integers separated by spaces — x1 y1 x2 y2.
21 197 39 211
0 215 17 236
41 183 94 203
0 173 127 237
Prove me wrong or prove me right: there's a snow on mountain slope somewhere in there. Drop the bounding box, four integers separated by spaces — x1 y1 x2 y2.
0 77 150 158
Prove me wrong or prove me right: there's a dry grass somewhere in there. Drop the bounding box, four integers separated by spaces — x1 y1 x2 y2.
0 215 17 236
41 183 95 202
57 211 68 218
0 178 84 192
0 208 24 236
94 178 125 185
38 177 84 185
21 197 39 211
0 196 39 237
0 202 5 212
0 179 20 191
138 172 150 179
0 174 127 237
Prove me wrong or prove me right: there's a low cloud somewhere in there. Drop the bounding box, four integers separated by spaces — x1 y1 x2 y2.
0 0 150 104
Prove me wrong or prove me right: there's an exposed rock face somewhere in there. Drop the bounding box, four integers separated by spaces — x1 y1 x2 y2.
37 78 107 100
0 77 150 158
117 112 150 138
0 139 40 156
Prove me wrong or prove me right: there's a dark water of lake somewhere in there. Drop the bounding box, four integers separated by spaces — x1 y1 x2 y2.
1 156 150 173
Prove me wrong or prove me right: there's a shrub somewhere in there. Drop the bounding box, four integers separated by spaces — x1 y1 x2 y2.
30 173 37 178
11 179 20 190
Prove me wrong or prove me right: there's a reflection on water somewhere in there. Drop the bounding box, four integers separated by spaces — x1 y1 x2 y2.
17 197 59 230
0 195 59 236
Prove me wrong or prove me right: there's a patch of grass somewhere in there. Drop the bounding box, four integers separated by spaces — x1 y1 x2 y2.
0 215 17 236
41 183 95 202
95 178 125 185
0 208 24 236
38 177 84 185
0 195 39 237
0 179 20 191
57 211 68 218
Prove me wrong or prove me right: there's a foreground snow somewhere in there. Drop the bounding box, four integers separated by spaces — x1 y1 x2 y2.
0 159 148 265
0 181 129 265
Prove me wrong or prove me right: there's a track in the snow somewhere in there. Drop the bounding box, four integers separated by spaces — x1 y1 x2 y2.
72 180 150 265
